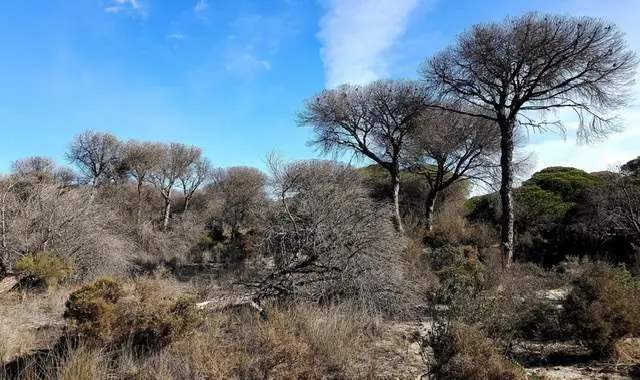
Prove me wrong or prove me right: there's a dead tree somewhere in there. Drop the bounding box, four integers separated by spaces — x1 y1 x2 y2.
298 80 430 234
209 166 267 243
406 107 500 231
149 143 201 231
122 141 164 227
253 158 411 315
67 131 122 187
179 157 212 213
422 13 638 267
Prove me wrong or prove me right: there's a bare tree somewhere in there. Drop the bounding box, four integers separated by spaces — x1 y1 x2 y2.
422 13 638 267
210 166 267 243
298 80 430 234
67 131 122 187
179 157 212 213
149 143 201 231
11 157 57 183
406 107 500 231
121 141 164 226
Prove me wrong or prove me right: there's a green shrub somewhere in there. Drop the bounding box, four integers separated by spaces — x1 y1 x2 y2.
428 323 526 380
63 277 124 341
15 252 73 287
515 299 565 341
430 245 493 301
563 263 640 357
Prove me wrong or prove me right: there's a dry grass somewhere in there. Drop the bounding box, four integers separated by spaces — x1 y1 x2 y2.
0 287 69 364
0 273 423 379
55 345 110 380
131 302 377 379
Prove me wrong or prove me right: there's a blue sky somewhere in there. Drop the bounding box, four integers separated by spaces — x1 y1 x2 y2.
0 0 639 175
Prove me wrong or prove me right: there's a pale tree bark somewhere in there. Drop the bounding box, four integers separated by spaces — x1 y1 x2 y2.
390 171 404 234
499 119 516 268
406 106 500 234
162 194 172 232
424 190 437 232
122 141 163 230
179 158 212 213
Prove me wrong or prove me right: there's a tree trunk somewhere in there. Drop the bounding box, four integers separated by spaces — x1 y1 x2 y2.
162 197 172 232
499 119 516 268
391 172 404 234
424 189 438 232
1 196 7 275
136 181 143 228
183 196 190 213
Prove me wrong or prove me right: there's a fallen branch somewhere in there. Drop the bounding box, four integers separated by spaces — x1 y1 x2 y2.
0 275 18 294
196 294 267 319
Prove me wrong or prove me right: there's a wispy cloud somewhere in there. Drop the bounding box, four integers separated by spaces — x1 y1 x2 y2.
224 46 272 75
317 0 422 88
194 0 209 14
166 32 187 41
104 0 145 16
223 12 292 77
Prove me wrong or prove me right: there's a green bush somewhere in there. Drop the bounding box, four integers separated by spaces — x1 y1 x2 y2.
429 245 493 301
515 299 565 341
563 263 640 357
63 277 124 341
428 323 526 380
15 252 74 287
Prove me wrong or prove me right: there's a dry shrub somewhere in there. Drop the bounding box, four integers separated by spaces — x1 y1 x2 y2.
434 260 570 353
563 263 640 357
428 323 526 380
403 236 440 293
615 337 640 365
262 159 417 317
63 277 202 350
132 303 375 379
3 180 135 282
430 207 469 245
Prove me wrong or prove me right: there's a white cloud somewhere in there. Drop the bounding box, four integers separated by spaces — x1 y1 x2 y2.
224 48 272 75
104 0 144 16
166 33 187 40
194 0 209 14
526 106 640 173
317 0 422 88
222 13 291 77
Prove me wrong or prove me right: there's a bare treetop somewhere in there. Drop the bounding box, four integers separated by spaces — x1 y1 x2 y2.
299 80 429 168
406 107 500 176
122 141 164 184
423 12 638 137
148 142 201 230
67 131 122 186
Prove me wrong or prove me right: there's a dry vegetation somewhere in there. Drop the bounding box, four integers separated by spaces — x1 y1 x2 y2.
1 11 640 380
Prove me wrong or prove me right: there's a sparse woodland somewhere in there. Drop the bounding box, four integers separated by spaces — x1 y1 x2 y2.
1 12 640 380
